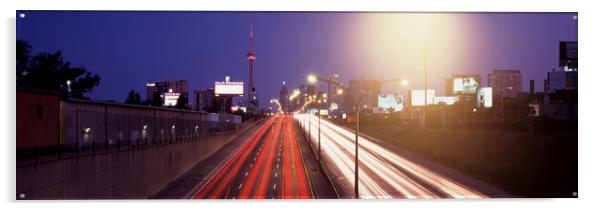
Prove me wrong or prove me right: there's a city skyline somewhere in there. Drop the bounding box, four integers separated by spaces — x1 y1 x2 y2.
16 12 577 108
15 10 578 200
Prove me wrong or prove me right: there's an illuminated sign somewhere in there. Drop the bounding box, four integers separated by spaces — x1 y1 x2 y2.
214 76 244 96
163 92 180 106
477 87 493 108
411 89 435 106
329 102 339 110
433 96 459 105
453 77 479 94
378 94 404 112
319 109 329 116
215 82 244 96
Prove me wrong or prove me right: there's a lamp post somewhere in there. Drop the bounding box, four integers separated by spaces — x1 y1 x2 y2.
423 49 428 128
308 74 402 198
317 93 327 162
66 80 72 97
317 100 321 162
307 97 314 144
400 79 410 127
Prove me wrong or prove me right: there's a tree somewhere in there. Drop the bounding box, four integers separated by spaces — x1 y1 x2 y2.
175 93 188 109
125 90 142 105
16 40 101 99
16 40 31 81
151 92 164 107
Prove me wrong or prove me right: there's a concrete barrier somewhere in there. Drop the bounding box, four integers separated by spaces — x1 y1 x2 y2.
16 121 255 199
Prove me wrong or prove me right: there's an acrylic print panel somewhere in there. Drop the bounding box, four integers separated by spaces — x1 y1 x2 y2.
16 11 577 199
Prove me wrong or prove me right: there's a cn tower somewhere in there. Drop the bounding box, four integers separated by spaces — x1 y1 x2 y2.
246 22 256 113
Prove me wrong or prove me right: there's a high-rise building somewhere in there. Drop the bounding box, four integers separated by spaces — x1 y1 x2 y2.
488 70 523 98
345 79 381 113
541 41 577 120
279 81 289 113
193 88 215 111
246 22 258 114
145 83 156 102
306 84 317 98
296 84 306 110
327 73 343 110
559 41 577 71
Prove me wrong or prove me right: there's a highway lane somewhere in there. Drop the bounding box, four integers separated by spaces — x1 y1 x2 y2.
295 113 487 199
192 115 311 199
281 115 311 199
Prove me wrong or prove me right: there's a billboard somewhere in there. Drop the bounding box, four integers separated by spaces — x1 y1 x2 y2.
329 102 339 110
433 96 459 105
214 81 244 96
477 87 493 108
163 92 180 106
319 109 329 116
378 94 404 112
453 77 479 94
411 89 435 106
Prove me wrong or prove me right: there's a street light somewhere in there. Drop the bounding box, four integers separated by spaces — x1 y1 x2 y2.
307 74 318 84
66 80 72 97
400 79 409 86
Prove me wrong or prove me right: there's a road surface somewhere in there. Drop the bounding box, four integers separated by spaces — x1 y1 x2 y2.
192 115 315 199
295 113 487 199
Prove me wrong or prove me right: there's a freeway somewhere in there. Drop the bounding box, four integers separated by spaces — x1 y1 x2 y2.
192 115 314 199
295 113 487 199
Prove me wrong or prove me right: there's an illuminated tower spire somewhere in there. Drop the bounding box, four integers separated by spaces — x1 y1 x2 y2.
249 23 253 50
246 20 257 113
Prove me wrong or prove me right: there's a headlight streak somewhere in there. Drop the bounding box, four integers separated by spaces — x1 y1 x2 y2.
294 114 486 199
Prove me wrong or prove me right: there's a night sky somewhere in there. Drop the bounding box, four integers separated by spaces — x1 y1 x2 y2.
16 11 577 108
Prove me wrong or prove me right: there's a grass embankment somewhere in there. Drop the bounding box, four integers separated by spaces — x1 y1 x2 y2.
349 124 577 197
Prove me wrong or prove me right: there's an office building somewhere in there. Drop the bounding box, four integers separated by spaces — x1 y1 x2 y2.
345 79 381 112
193 88 215 111
279 81 289 113
488 70 523 98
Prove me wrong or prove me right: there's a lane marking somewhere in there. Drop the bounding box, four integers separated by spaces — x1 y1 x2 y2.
238 184 242 189
273 184 277 190
245 172 249 177
275 172 278 177
250 164 253 168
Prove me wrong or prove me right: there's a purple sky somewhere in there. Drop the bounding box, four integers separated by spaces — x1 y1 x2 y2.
16 11 577 108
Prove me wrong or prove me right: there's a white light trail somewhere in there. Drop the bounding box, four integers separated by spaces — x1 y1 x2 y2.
294 114 486 199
